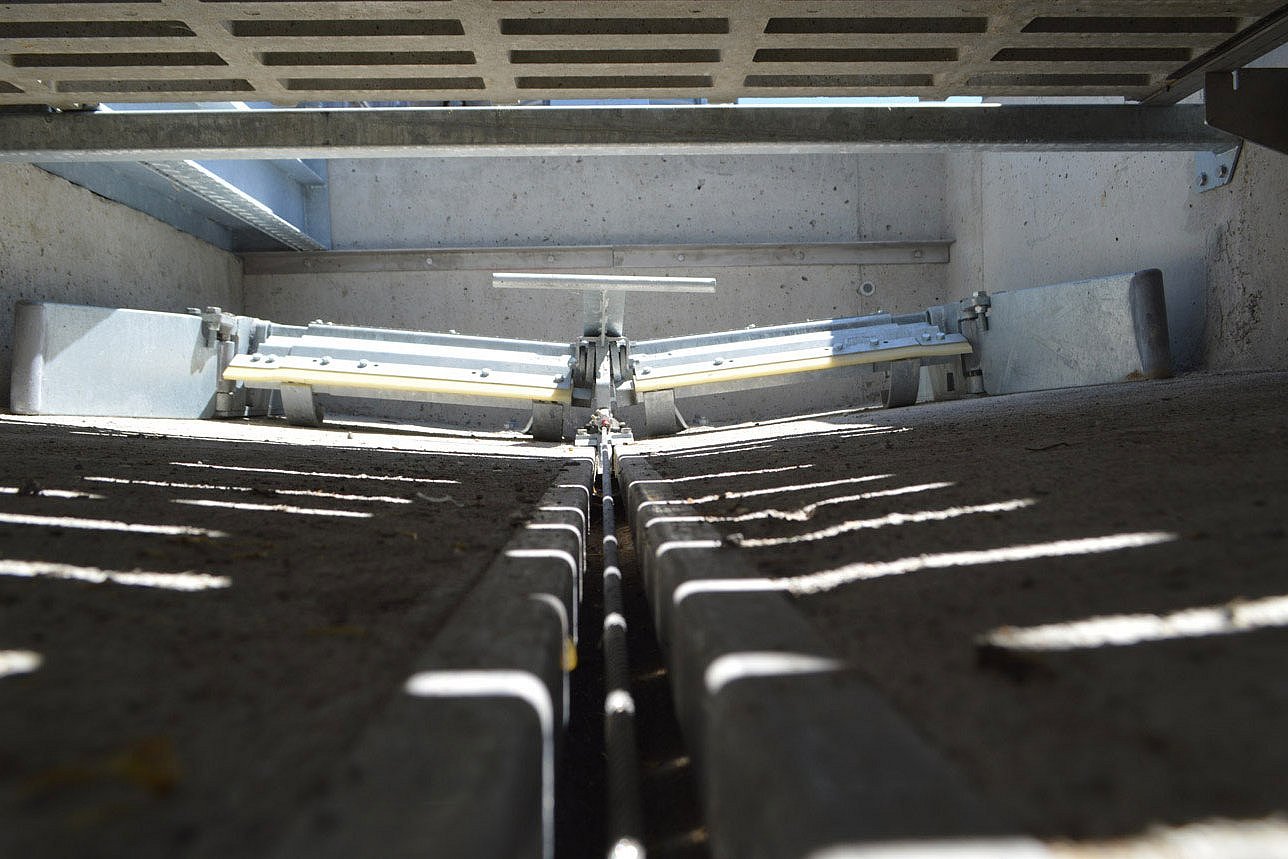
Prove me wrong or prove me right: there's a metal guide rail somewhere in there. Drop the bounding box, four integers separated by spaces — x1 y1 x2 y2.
9 269 1173 439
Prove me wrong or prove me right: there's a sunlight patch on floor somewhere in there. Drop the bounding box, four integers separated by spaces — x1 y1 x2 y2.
170 461 458 485
173 499 374 519
0 511 226 538
726 499 1035 547
0 559 231 591
981 593 1288 652
0 649 43 679
84 476 413 504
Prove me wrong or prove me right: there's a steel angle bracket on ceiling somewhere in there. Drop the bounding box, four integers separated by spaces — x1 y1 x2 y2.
34 155 331 252
141 159 329 251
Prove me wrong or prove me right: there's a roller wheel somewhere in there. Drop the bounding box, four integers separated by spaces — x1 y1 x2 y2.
882 359 921 409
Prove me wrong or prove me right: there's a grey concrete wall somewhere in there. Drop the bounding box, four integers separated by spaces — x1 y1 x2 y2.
5 130 1283 432
248 143 1288 431
0 164 243 408
1198 143 1288 372
326 154 948 250
246 153 952 427
945 143 1288 372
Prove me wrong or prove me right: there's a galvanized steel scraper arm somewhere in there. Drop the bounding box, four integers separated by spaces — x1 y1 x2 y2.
10 270 1173 441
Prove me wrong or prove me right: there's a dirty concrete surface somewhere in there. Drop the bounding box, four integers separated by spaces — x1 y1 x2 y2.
0 417 565 858
633 370 1288 841
4 370 1286 855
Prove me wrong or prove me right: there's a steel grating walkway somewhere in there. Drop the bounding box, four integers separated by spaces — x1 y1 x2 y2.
0 0 1283 107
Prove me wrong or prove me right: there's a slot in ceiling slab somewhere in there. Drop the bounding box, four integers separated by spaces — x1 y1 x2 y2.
0 1 1283 106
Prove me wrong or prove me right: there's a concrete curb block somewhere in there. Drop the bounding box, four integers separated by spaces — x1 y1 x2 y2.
618 453 1001 859
272 456 595 859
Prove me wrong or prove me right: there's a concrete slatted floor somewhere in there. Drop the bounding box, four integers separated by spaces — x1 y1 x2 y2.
4 370 1288 857
0 417 569 858
626 370 1288 855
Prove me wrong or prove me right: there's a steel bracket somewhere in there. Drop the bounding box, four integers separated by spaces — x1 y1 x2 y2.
574 409 634 449
1194 143 1242 192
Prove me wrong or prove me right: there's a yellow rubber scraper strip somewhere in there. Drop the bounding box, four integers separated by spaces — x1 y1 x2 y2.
224 364 572 404
633 340 971 394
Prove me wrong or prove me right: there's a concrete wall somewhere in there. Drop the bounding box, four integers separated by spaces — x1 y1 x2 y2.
1197 143 1288 371
945 143 1288 372
271 152 955 332
0 164 243 408
249 144 1288 429
7 137 1283 430
245 153 952 427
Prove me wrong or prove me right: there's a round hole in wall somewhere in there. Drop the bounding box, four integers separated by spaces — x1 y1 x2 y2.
859 281 876 297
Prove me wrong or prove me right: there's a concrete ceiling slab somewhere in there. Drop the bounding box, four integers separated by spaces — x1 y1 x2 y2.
0 1 1284 107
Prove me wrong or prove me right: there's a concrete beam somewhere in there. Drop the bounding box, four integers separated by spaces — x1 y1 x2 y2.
0 105 1237 162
